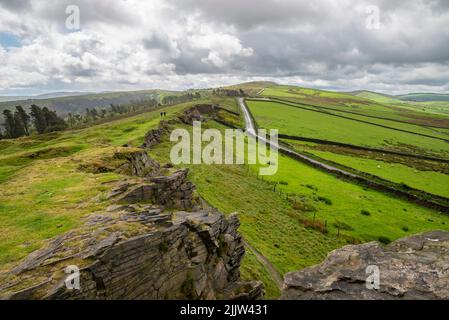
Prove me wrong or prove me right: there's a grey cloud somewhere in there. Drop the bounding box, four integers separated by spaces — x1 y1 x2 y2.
0 0 31 11
2 0 449 94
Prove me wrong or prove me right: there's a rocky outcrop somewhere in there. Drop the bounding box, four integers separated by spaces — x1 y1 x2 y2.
1 208 262 300
141 120 173 149
115 149 161 177
281 231 449 300
0 130 263 300
178 104 217 125
112 169 199 211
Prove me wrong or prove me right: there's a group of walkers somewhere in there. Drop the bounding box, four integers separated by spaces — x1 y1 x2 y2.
160 111 167 118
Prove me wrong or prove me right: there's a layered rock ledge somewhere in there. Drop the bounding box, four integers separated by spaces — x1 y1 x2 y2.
0 207 261 300
0 123 263 300
281 231 449 300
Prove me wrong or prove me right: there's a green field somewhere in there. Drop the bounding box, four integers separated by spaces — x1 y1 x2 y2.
2 83 449 300
250 153 449 241
247 100 449 158
263 85 449 128
305 149 449 198
0 102 189 271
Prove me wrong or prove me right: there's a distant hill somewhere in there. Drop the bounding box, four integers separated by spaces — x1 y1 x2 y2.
348 90 402 104
397 93 449 102
0 96 26 103
0 92 91 103
32 92 92 99
0 89 179 123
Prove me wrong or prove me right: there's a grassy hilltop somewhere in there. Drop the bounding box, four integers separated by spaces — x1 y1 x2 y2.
1 82 449 299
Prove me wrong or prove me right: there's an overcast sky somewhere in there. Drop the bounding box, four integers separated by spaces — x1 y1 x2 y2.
0 0 449 95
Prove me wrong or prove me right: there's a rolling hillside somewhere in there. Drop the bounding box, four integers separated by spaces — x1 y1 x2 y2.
398 93 449 102
0 89 180 122
1 83 449 299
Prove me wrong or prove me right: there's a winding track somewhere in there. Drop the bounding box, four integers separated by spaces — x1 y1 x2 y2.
238 97 360 178
238 97 449 213
243 240 283 291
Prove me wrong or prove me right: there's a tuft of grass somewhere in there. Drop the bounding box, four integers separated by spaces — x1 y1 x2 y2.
333 220 354 231
361 210 371 216
378 236 392 245
317 196 332 206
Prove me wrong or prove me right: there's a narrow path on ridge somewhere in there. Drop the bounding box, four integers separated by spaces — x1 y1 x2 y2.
243 240 283 291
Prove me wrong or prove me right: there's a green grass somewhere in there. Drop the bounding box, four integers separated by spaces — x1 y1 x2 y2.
263 85 449 127
2 87 449 299
147 119 449 293
0 102 193 271
247 100 449 158
307 150 449 198
149 121 346 277
249 152 449 242
240 249 280 299
352 91 401 104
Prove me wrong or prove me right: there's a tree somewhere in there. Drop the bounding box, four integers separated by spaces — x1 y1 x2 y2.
15 106 30 135
30 104 67 133
30 104 47 134
90 108 99 119
13 110 26 137
67 113 75 127
42 107 67 132
2 110 15 138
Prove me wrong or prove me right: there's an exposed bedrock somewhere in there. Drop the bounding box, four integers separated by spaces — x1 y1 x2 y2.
0 125 263 300
281 231 449 300
2 210 262 300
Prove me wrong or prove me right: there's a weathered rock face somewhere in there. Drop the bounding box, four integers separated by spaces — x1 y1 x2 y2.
112 169 199 211
178 104 218 125
1 209 262 300
115 150 161 177
0 127 262 300
281 231 449 300
141 120 173 149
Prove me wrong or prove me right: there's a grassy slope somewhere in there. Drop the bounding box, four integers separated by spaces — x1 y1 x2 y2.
247 100 449 158
307 150 449 198
353 91 449 118
250 153 449 242
398 93 449 102
149 121 346 294
0 89 180 122
264 85 449 127
2 86 449 299
0 103 189 271
351 91 400 104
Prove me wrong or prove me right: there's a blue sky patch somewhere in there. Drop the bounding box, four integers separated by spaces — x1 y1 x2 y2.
0 33 22 49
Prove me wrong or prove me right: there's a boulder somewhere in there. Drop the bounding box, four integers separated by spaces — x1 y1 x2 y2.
281 231 449 300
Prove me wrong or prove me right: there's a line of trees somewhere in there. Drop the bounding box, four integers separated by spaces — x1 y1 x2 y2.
161 92 201 105
66 98 161 127
1 105 67 139
212 88 246 97
67 93 201 127
0 92 203 139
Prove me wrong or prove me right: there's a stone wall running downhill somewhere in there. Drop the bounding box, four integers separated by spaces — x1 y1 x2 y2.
281 231 449 300
0 117 263 300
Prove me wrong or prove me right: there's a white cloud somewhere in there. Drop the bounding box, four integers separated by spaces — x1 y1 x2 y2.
0 0 448 94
